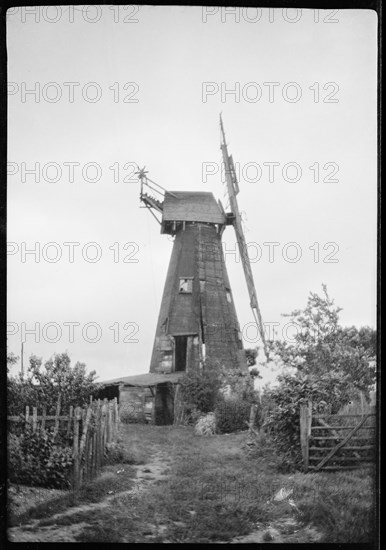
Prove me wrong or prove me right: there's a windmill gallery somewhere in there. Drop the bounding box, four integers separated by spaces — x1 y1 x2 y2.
99 118 268 424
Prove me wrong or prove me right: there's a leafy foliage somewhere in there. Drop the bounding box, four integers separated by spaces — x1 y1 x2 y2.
262 373 327 465
249 367 260 379
245 347 258 367
267 285 376 410
8 352 98 415
215 399 252 433
262 285 377 466
178 353 262 432
8 426 73 489
215 369 261 434
179 360 223 414
7 351 19 369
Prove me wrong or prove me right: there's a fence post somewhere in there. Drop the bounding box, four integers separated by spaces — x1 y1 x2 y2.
112 399 116 441
92 429 97 479
109 402 113 443
79 405 92 483
300 400 312 472
97 401 103 472
95 401 100 473
54 393 62 436
106 401 112 444
96 400 102 472
106 402 110 444
151 388 157 424
32 407 38 433
25 406 30 427
72 407 81 492
86 426 90 481
114 397 119 442
101 400 107 458
67 406 73 437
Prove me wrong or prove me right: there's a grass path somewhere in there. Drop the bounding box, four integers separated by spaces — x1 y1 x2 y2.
8 424 376 543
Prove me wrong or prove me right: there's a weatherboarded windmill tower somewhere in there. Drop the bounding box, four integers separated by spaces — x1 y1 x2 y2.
138 117 267 381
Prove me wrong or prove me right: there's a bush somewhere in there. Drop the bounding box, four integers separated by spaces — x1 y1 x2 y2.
178 359 261 430
215 365 262 434
178 404 201 427
261 373 331 467
179 361 223 415
215 398 252 434
194 412 216 436
8 426 73 489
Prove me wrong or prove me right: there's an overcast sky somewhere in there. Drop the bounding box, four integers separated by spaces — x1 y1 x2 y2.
7 6 377 385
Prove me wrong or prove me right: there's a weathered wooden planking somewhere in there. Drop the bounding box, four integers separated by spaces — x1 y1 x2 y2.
313 413 376 418
309 445 374 451
300 402 312 471
313 413 374 472
311 425 375 430
309 456 373 462
310 435 374 440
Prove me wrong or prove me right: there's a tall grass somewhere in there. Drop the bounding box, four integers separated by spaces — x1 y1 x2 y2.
10 424 377 544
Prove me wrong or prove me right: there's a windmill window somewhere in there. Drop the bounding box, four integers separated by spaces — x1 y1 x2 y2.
179 278 193 293
226 290 232 303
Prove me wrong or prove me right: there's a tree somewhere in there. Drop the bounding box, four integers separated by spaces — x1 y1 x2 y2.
244 347 261 379
249 367 261 379
261 286 376 466
245 347 258 367
267 284 376 410
7 352 98 415
7 351 19 371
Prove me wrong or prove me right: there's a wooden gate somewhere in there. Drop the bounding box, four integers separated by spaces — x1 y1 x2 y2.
300 402 376 472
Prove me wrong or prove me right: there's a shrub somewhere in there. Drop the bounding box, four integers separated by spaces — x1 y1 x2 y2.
194 412 216 436
8 425 73 489
178 359 261 430
261 372 331 467
179 361 223 415
215 365 262 434
215 398 252 434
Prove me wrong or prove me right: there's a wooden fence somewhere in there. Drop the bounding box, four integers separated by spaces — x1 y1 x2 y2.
300 401 376 472
8 397 120 491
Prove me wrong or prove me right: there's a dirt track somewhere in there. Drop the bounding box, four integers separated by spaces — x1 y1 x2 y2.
8 425 324 543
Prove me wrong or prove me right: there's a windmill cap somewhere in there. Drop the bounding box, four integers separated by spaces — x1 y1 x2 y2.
162 191 225 224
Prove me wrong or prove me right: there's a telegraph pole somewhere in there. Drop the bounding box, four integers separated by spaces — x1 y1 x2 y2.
21 342 24 378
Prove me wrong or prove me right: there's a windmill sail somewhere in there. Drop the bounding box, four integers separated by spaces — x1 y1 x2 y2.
220 115 269 358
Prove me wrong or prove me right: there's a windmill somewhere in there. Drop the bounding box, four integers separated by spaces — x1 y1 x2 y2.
137 116 267 380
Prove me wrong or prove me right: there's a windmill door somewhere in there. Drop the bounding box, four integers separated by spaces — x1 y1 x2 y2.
173 334 198 372
174 336 188 371
154 383 174 425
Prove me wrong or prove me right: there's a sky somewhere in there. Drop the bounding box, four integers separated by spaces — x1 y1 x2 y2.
7 6 377 386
